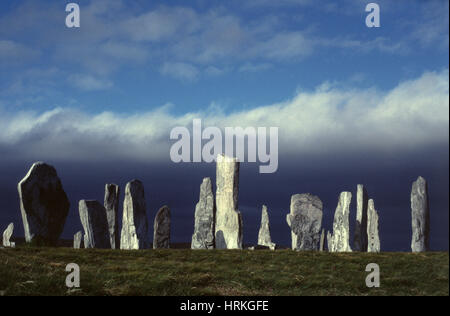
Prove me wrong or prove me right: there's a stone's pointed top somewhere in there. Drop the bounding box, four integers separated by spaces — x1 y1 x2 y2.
217 154 239 163
416 176 426 183
127 179 143 187
290 193 323 210
202 177 212 185
18 162 58 186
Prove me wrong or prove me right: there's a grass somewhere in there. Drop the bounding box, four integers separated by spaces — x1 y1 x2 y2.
0 247 448 296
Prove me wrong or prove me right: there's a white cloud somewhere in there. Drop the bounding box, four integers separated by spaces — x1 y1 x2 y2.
0 69 447 162
238 63 273 73
0 40 39 63
68 74 113 91
160 62 199 81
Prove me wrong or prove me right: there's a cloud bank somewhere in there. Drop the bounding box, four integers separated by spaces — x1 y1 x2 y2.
0 69 448 164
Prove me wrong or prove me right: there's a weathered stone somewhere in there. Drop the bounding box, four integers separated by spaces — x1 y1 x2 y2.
326 230 332 252
191 178 215 249
120 180 149 250
73 231 82 249
79 200 111 249
2 223 14 247
104 184 120 249
286 194 323 251
354 184 368 252
319 228 325 252
215 154 243 249
18 162 70 246
258 205 276 250
329 192 352 252
411 176 430 252
367 199 380 252
153 205 171 249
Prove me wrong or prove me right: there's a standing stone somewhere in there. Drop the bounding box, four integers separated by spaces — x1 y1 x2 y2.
120 180 149 250
73 231 83 249
326 231 332 252
354 184 368 252
18 162 70 246
286 194 323 251
79 200 111 249
258 205 276 250
319 228 325 252
153 205 171 249
191 178 215 249
367 199 380 253
215 154 243 249
104 184 120 249
2 223 14 247
411 176 430 252
329 192 352 252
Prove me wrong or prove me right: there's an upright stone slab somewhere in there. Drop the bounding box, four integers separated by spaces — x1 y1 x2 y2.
329 192 352 252
73 231 82 249
319 228 325 252
257 205 276 250
286 194 323 251
411 176 430 252
326 230 332 252
153 205 171 249
215 154 243 249
18 162 70 246
120 180 149 250
367 199 380 253
354 184 368 252
191 178 215 249
104 184 120 249
79 200 111 249
2 223 14 247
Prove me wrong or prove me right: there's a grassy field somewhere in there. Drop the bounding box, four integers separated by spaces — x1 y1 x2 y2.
0 247 448 296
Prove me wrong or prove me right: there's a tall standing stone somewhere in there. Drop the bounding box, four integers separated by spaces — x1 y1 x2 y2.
411 176 430 252
73 231 82 249
104 184 120 249
191 178 215 249
367 199 380 253
120 180 149 250
354 184 369 252
18 162 70 246
286 194 323 251
215 154 243 249
329 192 352 252
79 200 111 249
2 223 14 247
258 205 276 250
153 205 171 249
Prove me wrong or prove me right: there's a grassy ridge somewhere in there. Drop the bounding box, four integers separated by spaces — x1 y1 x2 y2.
0 247 448 296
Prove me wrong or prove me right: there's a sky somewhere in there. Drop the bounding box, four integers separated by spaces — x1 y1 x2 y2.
0 0 448 250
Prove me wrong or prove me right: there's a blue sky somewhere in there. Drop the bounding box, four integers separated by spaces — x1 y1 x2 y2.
0 0 448 250
0 0 448 115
